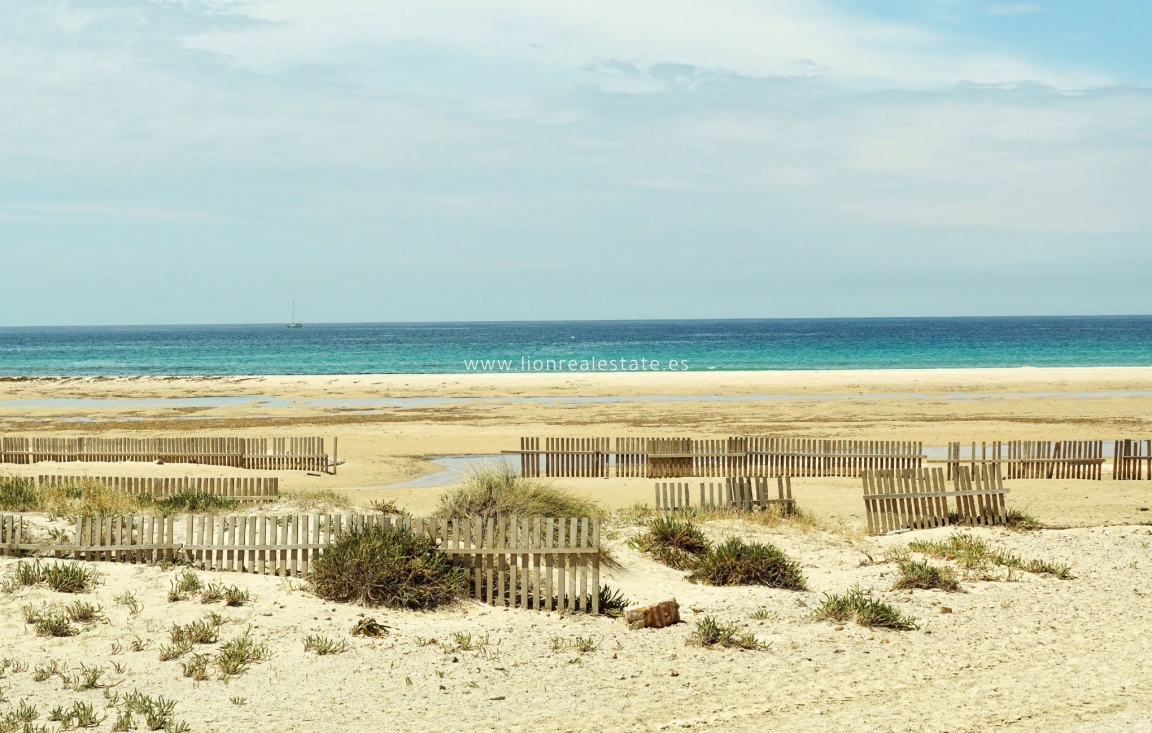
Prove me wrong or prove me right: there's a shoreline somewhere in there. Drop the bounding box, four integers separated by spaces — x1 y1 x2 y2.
6 366 1152 399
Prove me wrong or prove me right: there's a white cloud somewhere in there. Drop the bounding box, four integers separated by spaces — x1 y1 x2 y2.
178 0 1103 90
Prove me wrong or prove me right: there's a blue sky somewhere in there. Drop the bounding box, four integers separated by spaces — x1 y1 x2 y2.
1 0 1150 325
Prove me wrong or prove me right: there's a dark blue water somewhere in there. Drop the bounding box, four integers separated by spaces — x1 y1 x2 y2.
0 317 1150 376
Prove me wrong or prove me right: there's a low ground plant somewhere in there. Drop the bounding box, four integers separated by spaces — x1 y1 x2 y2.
214 635 271 680
908 532 1072 579
891 559 962 592
303 635 348 655
688 616 770 650
168 570 203 602
5 560 100 594
308 524 464 610
688 537 807 590
629 516 711 570
598 585 631 617
42 562 101 593
64 600 104 623
281 488 352 511
1004 509 1041 531
350 617 389 637
815 587 919 631
153 491 237 514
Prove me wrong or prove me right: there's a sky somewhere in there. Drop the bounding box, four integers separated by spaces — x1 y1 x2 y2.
1 0 1151 326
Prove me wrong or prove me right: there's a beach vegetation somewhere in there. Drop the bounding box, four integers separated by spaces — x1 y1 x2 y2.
0 476 238 517
303 635 349 655
598 584 630 617
815 587 919 630
688 616 770 650
308 524 464 610
350 617 389 637
281 488 352 511
1004 509 1041 531
168 570 203 602
4 560 99 594
891 558 962 592
434 464 600 520
688 537 807 590
907 532 1072 579
630 516 711 570
214 635 271 680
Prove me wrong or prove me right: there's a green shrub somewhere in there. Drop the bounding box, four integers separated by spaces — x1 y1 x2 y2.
687 537 807 590
815 587 919 631
891 559 962 592
630 517 711 570
308 524 465 610
688 616 769 650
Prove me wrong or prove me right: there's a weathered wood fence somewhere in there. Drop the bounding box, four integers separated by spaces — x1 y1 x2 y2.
35 475 278 503
0 512 601 613
943 441 1104 480
0 436 337 474
509 437 924 479
1114 440 1152 480
861 465 1008 535
654 475 795 513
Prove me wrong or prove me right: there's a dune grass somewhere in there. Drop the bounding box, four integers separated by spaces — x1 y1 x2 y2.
688 537 807 590
281 488 353 512
688 616 770 650
432 464 600 521
619 501 822 531
891 558 962 592
816 587 919 631
3 560 100 594
629 516 711 570
907 532 1073 580
0 476 238 517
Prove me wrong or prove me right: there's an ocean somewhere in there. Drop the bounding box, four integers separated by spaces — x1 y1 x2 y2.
1 317 1150 376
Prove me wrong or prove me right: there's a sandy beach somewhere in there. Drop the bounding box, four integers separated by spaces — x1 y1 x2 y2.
3 368 1152 521
2 367 1151 732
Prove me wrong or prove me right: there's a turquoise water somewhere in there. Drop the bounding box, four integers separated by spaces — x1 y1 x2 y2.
1 317 1151 375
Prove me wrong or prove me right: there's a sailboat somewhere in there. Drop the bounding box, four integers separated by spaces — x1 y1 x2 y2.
287 301 303 328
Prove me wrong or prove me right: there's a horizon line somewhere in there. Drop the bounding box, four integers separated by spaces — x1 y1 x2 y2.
3 313 1152 330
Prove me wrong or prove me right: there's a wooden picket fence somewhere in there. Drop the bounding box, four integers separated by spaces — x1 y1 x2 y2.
509 436 923 479
0 514 181 562
541 437 611 479
654 476 795 513
943 441 1104 480
861 465 1008 535
1113 440 1152 480
0 512 601 613
0 436 337 474
35 475 279 503
742 437 923 477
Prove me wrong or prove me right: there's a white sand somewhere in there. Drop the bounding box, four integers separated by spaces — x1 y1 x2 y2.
1 521 1151 732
